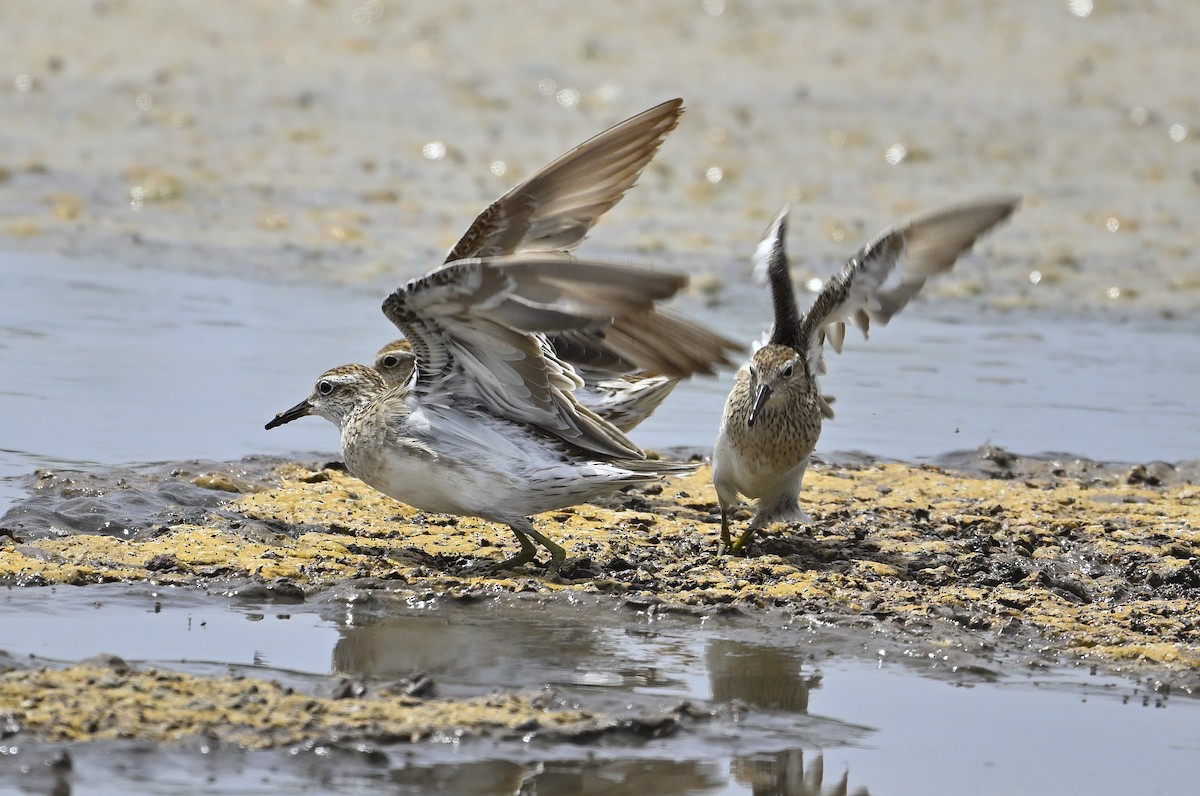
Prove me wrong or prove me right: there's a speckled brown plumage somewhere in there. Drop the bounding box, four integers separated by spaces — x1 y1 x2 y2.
713 197 1019 554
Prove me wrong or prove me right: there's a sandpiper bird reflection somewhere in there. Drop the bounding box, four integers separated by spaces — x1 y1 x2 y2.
368 99 705 431
713 197 1020 555
267 256 727 572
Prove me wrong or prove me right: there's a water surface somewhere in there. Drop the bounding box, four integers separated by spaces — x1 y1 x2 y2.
3 252 1197 515
1 585 1197 795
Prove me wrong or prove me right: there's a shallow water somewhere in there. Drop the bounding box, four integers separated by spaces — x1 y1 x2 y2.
2 251 1196 514
1 584 1197 795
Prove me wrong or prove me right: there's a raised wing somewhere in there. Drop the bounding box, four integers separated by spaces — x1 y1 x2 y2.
381 255 701 458
797 196 1020 370
445 99 684 263
755 204 802 351
547 306 741 377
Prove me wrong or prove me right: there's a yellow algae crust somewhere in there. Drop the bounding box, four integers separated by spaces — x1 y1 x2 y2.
0 662 592 748
3 461 1198 671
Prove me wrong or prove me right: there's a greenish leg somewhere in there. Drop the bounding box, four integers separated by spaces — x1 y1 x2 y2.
490 526 539 571
730 525 757 555
523 524 566 574
718 505 733 555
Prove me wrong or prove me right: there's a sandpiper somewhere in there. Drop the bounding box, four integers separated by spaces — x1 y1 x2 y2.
712 197 1020 554
366 99 730 430
373 339 417 388
268 256 713 572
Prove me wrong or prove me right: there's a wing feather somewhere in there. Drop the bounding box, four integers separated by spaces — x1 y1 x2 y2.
755 205 802 351
382 255 721 458
797 196 1020 373
445 99 684 262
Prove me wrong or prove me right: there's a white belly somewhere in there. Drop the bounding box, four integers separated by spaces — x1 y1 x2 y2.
341 404 637 522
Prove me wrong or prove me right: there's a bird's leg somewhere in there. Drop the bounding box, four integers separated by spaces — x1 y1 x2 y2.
733 482 809 554
488 526 540 571
730 525 757 555
519 520 566 574
730 504 764 554
718 504 735 555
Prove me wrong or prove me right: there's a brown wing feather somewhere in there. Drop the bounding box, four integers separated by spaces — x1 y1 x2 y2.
381 255 726 458
797 196 1020 373
445 99 684 263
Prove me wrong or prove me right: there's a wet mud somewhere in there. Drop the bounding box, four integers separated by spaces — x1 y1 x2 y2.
0 655 601 749
3 446 1197 701
3 446 1199 789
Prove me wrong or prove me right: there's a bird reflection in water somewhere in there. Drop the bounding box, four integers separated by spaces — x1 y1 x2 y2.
734 749 870 796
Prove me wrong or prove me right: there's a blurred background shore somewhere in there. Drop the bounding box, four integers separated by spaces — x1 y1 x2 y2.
2 0 1197 316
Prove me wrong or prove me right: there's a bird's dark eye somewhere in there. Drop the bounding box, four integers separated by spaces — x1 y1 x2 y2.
783 364 794 378
382 355 399 368
317 380 334 396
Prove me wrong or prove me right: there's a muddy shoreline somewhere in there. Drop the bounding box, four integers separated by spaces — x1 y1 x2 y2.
3 446 1197 710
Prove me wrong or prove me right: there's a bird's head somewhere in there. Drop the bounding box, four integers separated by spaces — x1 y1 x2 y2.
265 363 387 431
744 344 805 428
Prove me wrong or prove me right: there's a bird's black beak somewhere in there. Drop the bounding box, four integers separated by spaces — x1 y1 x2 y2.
747 384 772 428
265 399 313 430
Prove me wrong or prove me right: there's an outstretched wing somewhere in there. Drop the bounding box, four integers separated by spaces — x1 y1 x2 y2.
445 99 684 263
798 196 1020 371
381 255 698 458
546 306 742 377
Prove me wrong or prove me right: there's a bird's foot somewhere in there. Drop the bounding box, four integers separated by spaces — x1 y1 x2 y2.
466 554 538 576
523 526 566 575
729 527 757 556
474 529 542 574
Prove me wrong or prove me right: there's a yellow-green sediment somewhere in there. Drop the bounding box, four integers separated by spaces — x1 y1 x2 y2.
2 461 1197 672
0 662 593 747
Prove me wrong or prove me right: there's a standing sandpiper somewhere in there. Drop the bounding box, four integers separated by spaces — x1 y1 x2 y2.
268 101 740 572
267 256 720 573
712 197 1020 554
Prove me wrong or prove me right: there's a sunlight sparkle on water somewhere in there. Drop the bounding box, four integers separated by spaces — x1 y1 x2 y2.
556 88 581 108
351 1 383 25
